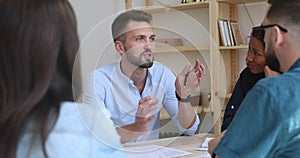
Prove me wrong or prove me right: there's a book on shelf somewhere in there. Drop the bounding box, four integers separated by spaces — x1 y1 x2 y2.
223 20 232 46
226 20 235 46
218 19 227 46
218 19 244 46
181 0 205 3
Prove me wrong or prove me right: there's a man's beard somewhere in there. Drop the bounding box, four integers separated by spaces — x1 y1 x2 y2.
265 34 282 73
139 61 154 68
125 47 154 68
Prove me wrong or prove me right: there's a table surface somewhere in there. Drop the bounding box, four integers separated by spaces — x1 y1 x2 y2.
124 133 215 158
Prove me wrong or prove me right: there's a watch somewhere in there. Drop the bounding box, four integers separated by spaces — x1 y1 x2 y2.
175 91 191 102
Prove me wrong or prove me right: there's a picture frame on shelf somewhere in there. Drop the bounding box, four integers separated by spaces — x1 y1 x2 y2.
230 22 244 45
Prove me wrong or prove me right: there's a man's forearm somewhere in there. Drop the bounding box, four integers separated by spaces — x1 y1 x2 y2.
116 124 145 144
178 102 196 129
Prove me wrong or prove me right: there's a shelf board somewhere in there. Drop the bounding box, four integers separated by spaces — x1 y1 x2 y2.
219 44 248 50
217 0 266 5
218 93 232 99
169 2 209 10
155 44 247 53
225 93 232 99
142 6 165 13
155 45 209 53
215 91 232 99
142 2 209 13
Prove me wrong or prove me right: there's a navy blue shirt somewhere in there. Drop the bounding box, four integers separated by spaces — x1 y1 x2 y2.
222 67 265 131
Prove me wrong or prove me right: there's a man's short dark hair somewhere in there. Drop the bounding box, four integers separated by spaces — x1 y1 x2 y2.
267 0 300 25
111 10 152 42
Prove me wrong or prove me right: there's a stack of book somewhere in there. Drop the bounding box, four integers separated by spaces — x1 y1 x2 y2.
181 0 205 3
218 19 244 46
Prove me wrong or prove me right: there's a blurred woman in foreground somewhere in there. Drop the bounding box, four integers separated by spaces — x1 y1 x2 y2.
0 0 124 157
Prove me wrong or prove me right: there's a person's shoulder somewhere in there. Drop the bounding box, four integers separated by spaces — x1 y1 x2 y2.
254 71 300 95
94 63 118 73
90 62 119 79
151 61 172 71
55 102 83 129
40 102 123 157
152 61 167 68
56 102 122 145
149 62 175 76
240 67 250 74
240 67 264 78
238 67 251 80
57 102 112 127
239 67 265 84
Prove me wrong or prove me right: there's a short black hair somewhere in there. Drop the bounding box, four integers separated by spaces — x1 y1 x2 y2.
111 10 152 42
267 0 300 25
251 27 265 47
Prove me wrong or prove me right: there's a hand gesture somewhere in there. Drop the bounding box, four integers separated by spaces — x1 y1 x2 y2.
134 96 159 133
175 59 205 98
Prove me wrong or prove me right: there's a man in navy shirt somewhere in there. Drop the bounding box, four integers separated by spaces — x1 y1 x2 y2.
209 0 300 157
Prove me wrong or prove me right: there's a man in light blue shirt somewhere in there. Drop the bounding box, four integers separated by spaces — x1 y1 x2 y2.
83 10 205 143
208 0 300 157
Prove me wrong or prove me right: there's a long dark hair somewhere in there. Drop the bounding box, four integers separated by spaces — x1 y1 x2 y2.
0 0 80 157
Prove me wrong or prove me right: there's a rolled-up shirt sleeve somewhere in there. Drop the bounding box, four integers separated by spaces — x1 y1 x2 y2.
163 71 200 135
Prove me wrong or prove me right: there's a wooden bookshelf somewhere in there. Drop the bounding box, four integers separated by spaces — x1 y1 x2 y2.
141 2 209 13
221 93 232 99
126 0 265 135
219 44 248 50
217 0 266 4
155 45 209 54
168 2 209 10
155 45 247 53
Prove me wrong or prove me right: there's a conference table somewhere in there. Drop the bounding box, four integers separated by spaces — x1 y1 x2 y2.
123 133 215 158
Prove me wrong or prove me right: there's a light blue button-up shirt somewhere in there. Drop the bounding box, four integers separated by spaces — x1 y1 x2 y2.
17 102 124 158
83 61 200 142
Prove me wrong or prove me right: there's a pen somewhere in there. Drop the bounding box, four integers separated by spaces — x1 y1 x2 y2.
184 71 189 87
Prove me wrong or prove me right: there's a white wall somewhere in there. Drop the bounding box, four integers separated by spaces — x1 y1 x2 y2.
69 0 126 76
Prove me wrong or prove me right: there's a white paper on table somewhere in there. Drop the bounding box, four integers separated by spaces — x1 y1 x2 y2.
191 153 211 158
195 137 214 151
124 144 192 158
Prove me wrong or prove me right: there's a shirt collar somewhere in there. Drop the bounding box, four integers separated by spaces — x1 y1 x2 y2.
116 61 131 84
117 61 155 85
288 58 300 72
